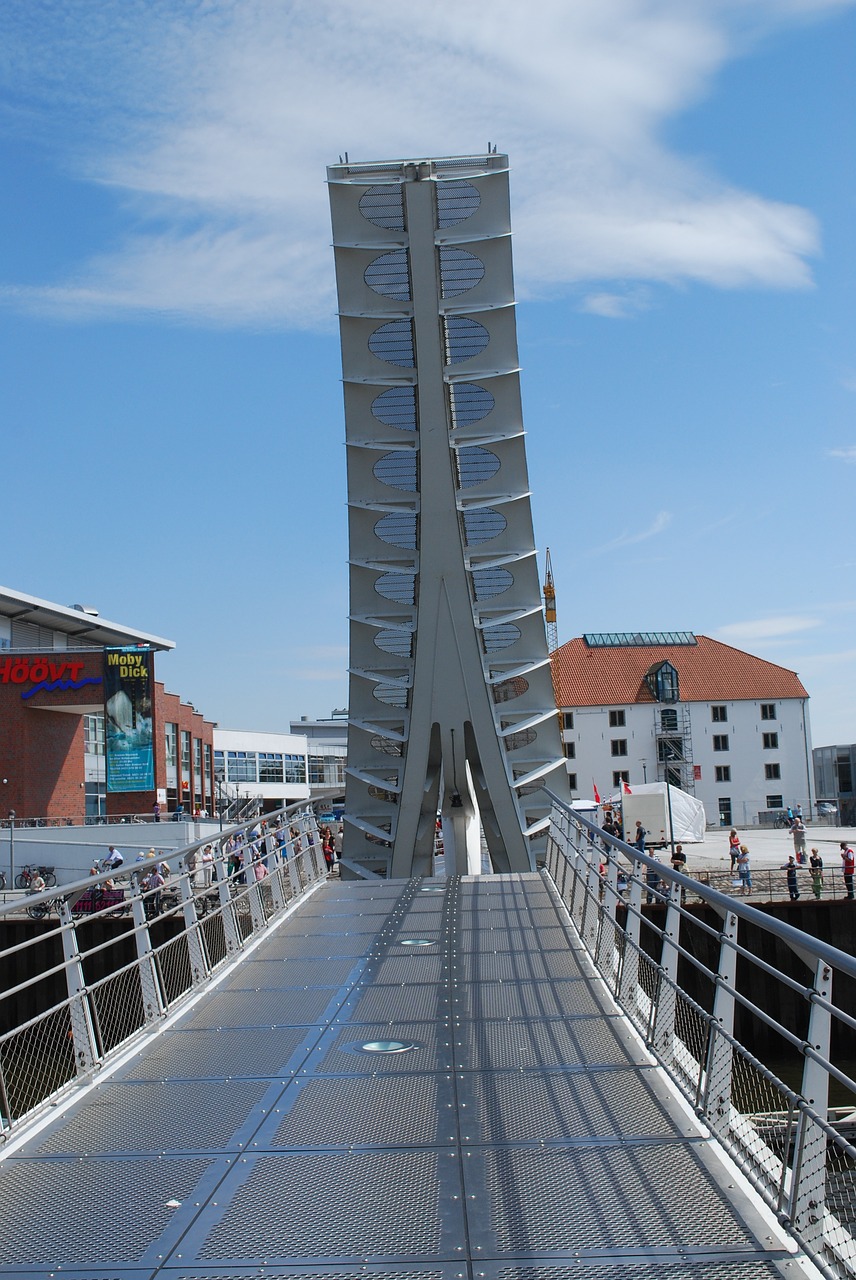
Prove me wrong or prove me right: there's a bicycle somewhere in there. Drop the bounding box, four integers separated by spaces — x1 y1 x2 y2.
773 813 792 830
15 864 57 889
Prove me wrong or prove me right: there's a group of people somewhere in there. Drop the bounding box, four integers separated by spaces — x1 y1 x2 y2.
728 826 855 900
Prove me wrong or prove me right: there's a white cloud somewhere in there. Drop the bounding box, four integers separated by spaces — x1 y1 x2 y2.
0 0 846 327
715 615 823 643
587 510 672 555
827 446 856 462
580 289 651 319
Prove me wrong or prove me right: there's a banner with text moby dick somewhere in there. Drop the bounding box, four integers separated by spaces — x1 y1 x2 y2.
104 647 154 792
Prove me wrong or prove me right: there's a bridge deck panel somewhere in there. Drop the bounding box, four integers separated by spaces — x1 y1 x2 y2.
0 873 812 1278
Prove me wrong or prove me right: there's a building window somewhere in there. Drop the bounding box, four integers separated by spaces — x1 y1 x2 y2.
258 753 285 783
283 754 307 784
612 770 629 786
765 763 781 780
227 751 257 783
204 744 213 789
719 797 732 826
761 703 776 720
213 750 225 781
711 705 727 723
181 730 192 775
762 732 779 749
562 712 574 730
660 708 678 732
836 754 853 793
308 754 345 786
658 737 683 762
83 714 105 755
564 742 576 759
608 709 625 727
767 794 783 809
715 766 731 783
567 773 577 791
610 739 628 757
164 723 177 768
712 735 729 752
193 737 202 775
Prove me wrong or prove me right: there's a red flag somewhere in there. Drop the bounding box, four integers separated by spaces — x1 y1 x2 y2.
622 780 633 795
593 781 601 804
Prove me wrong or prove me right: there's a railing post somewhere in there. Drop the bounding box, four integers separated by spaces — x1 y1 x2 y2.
178 858 210 984
789 959 832 1248
215 848 242 956
618 864 643 1015
57 901 99 1075
651 879 681 1063
129 871 165 1025
702 908 738 1134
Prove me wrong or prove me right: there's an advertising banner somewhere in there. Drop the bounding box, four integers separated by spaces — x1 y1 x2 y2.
104 647 154 792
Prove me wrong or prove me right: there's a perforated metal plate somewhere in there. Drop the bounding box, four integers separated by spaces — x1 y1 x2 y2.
361 954 448 984
455 1067 681 1143
342 981 448 1024
0 1155 215 1266
196 1150 465 1262
458 949 583 981
257 934 376 959
273 1074 457 1147
464 1144 757 1255
31 1079 273 1155
457 926 573 953
453 978 601 1020
453 1015 645 1070
183 987 341 1028
124 1026 311 1080
223 956 361 989
484 1263 795 1279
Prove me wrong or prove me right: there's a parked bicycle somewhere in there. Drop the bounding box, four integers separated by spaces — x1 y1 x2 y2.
15 864 57 889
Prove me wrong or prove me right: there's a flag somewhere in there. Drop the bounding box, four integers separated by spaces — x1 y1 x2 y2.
592 781 601 804
622 780 633 795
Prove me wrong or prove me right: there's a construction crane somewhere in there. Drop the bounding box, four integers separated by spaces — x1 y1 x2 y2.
543 547 558 653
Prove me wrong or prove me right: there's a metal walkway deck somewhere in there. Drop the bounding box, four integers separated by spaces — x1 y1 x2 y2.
0 873 818 1278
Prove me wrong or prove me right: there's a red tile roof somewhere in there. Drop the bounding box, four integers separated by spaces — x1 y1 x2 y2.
551 635 809 708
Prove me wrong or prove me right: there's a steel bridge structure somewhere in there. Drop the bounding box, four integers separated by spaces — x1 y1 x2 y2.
0 798 854 1279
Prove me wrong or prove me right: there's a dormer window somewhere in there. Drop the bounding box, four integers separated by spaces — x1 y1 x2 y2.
646 660 679 703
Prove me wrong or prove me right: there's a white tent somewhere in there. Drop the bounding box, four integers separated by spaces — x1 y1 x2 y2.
607 781 706 844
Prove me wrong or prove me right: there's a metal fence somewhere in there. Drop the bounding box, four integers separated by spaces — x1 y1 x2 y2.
0 801 330 1139
545 791 856 1280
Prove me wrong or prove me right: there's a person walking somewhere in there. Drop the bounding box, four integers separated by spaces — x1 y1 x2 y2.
791 818 807 864
809 848 824 899
737 845 752 896
840 842 855 900
728 828 741 872
781 855 800 900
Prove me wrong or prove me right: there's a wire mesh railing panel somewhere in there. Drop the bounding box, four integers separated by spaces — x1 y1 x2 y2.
199 908 228 969
544 790 856 1279
155 933 193 1007
0 1005 76 1121
90 964 147 1055
0 800 330 1138
824 1131 856 1272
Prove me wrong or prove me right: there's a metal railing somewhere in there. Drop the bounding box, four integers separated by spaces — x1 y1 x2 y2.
545 791 856 1280
0 801 331 1140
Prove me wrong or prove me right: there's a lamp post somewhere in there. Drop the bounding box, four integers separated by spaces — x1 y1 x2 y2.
8 809 15 890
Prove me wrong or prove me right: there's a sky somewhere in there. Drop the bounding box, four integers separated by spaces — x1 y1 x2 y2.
0 0 854 746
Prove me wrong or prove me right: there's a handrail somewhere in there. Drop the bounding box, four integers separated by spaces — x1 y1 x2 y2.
0 794 339 1140
544 789 856 1278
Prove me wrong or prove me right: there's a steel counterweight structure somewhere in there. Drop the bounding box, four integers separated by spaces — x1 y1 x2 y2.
328 154 568 878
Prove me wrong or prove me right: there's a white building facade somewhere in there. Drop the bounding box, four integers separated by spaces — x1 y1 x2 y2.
214 726 347 815
552 633 814 828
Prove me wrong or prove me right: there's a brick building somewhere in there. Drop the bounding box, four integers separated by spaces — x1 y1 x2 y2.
0 586 215 823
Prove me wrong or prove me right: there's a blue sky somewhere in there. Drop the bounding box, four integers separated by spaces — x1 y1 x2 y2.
1 0 854 746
